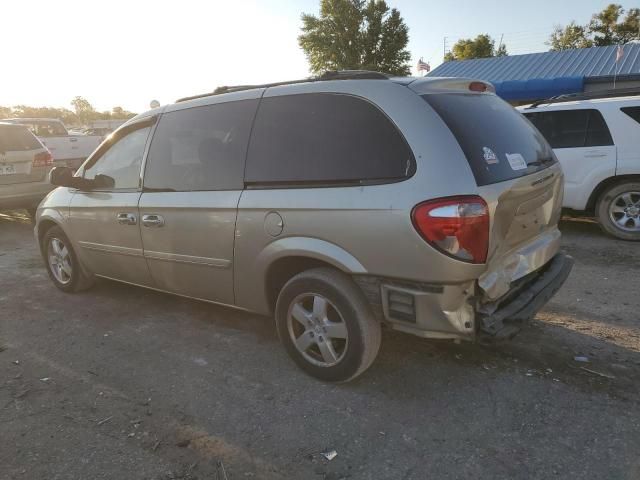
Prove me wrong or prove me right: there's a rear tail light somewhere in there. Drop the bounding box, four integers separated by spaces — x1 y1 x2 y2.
33 150 53 167
412 196 489 264
468 81 487 92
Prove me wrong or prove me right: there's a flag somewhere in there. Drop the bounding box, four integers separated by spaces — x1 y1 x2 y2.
417 58 430 72
616 44 624 63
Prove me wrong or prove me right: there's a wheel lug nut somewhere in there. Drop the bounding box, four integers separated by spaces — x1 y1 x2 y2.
319 336 323 342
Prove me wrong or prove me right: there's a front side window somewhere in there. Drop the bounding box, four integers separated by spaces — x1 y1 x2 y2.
524 109 613 148
143 99 258 191
83 126 151 189
245 93 414 185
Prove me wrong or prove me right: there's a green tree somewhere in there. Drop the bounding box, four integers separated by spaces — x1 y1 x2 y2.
298 0 411 76
111 106 136 119
71 96 96 124
444 34 507 61
589 4 639 46
10 105 78 125
548 22 594 51
548 4 639 51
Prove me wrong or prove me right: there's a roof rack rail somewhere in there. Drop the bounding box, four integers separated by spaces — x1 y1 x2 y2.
526 87 640 109
175 70 390 103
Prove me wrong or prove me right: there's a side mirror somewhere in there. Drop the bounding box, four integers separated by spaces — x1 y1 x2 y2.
50 167 115 190
49 166 75 187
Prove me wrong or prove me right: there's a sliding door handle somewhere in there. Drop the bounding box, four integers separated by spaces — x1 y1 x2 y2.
116 213 137 225
142 214 165 227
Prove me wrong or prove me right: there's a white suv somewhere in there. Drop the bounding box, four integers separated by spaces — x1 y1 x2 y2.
519 91 640 241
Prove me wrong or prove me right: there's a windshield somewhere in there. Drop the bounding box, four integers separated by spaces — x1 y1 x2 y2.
422 93 556 186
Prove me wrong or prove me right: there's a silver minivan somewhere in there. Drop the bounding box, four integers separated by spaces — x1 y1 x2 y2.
36 71 573 382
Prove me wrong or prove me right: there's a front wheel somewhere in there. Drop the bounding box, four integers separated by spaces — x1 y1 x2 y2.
42 225 94 292
275 268 381 382
596 182 640 241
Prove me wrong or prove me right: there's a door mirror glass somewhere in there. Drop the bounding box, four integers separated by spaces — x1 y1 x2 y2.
50 166 75 187
93 173 115 189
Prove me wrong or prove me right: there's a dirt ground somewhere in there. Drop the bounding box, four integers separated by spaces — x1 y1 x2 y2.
1 210 639 480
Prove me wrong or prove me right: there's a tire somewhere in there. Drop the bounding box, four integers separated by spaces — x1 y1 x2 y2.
42 225 95 292
596 182 640 241
275 267 381 382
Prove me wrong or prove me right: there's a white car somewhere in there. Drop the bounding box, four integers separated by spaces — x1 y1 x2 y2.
4 118 103 170
0 122 53 216
519 91 640 241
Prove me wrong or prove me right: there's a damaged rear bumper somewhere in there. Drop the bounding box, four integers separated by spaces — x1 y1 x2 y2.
477 253 574 341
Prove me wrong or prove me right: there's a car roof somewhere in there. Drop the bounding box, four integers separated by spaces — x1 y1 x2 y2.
128 71 494 122
0 121 31 129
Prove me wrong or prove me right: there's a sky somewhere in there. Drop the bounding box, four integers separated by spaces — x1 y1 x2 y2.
1 0 635 113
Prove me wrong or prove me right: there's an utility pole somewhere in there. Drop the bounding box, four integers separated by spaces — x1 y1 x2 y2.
443 36 447 61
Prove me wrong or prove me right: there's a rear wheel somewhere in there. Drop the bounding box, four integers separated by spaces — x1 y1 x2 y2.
275 268 381 382
42 226 94 292
596 182 640 241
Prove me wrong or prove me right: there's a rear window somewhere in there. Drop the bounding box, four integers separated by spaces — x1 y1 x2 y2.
0 125 42 152
422 94 555 186
245 93 414 186
523 109 613 148
621 106 640 125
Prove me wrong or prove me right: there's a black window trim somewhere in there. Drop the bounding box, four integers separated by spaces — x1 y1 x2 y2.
75 116 158 193
243 91 416 190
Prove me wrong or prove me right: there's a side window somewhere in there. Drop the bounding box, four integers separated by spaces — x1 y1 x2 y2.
143 99 258 191
83 126 151 189
525 109 613 148
525 110 589 148
245 93 414 185
45 122 68 136
621 106 640 125
585 110 613 146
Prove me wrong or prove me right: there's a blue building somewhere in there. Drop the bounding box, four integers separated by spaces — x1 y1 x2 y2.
428 44 640 104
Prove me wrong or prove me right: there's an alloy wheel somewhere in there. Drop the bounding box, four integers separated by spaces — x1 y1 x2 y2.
286 293 349 367
609 191 640 232
47 237 72 285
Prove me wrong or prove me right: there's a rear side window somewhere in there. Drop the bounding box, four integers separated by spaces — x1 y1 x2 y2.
144 100 258 191
621 106 640 125
245 93 414 185
423 94 556 186
523 109 613 148
0 125 42 152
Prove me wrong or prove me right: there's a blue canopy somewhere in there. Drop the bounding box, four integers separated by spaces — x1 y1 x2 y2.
492 76 585 101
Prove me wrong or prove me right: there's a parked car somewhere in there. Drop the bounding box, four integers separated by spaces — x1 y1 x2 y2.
0 122 53 216
4 118 103 170
35 71 573 382
519 90 640 241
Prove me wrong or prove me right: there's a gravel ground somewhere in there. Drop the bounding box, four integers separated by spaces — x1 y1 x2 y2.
0 211 639 480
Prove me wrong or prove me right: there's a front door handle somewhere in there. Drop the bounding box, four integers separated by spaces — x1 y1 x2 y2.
585 150 607 158
116 213 137 225
142 214 165 228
